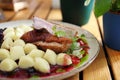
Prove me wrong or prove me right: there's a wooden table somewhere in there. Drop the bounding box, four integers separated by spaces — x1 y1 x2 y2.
0 0 120 80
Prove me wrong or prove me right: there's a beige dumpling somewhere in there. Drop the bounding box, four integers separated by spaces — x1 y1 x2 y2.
18 56 34 69
0 58 18 72
43 49 57 65
28 49 45 58
3 27 14 35
24 43 37 54
14 27 24 40
0 49 10 60
34 57 50 73
56 53 72 66
10 46 25 60
1 37 13 49
4 31 15 40
13 39 25 47
17 25 33 33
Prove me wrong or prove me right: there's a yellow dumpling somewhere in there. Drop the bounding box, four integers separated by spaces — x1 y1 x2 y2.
43 49 57 65
10 46 25 60
1 37 13 49
19 56 34 69
24 43 37 54
0 58 18 72
34 57 50 73
28 49 45 58
0 49 10 60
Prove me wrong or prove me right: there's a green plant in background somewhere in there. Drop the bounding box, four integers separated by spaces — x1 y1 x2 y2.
94 0 120 17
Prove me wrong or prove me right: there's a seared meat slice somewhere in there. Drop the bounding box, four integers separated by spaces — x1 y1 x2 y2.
21 29 72 53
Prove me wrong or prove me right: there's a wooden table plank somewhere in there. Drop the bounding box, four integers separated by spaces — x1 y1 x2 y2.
98 16 120 80
0 11 15 22
33 0 52 19
48 9 62 21
11 0 42 20
81 12 112 80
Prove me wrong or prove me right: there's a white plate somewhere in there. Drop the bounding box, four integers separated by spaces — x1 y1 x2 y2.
0 20 100 80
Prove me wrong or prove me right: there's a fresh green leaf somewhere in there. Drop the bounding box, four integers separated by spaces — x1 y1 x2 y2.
52 25 66 37
94 0 112 17
80 50 85 55
76 54 89 67
55 31 66 37
80 34 87 43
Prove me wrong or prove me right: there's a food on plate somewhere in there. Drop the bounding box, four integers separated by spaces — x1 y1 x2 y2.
18 56 34 69
56 53 72 66
0 49 10 60
21 28 72 53
28 49 45 58
34 57 50 73
24 43 37 54
13 39 25 47
0 58 18 72
10 46 25 60
43 49 57 65
0 17 90 79
1 37 13 49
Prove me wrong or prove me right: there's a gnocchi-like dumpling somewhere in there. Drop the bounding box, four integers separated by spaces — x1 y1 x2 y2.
14 27 24 40
10 46 25 60
56 53 72 66
13 39 25 47
0 58 18 72
18 56 34 69
0 49 10 60
17 25 33 33
4 31 15 40
1 37 13 49
3 27 14 35
24 43 37 54
43 49 57 65
34 57 50 73
28 49 45 58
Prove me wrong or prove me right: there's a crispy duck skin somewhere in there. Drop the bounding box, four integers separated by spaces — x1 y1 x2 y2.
21 29 72 53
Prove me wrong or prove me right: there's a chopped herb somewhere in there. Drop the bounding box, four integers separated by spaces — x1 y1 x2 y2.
76 54 89 67
52 25 66 37
80 50 85 55
80 34 87 43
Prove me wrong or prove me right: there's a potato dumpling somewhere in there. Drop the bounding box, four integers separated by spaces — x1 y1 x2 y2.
0 49 10 60
56 53 72 66
34 57 50 73
18 56 34 69
14 27 24 40
13 39 25 47
28 49 45 58
4 31 15 40
3 27 14 35
1 37 13 49
43 49 57 65
10 46 25 60
0 58 18 72
17 25 33 33
24 43 37 54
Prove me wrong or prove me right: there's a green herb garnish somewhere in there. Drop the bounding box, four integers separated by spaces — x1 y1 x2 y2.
52 26 66 37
